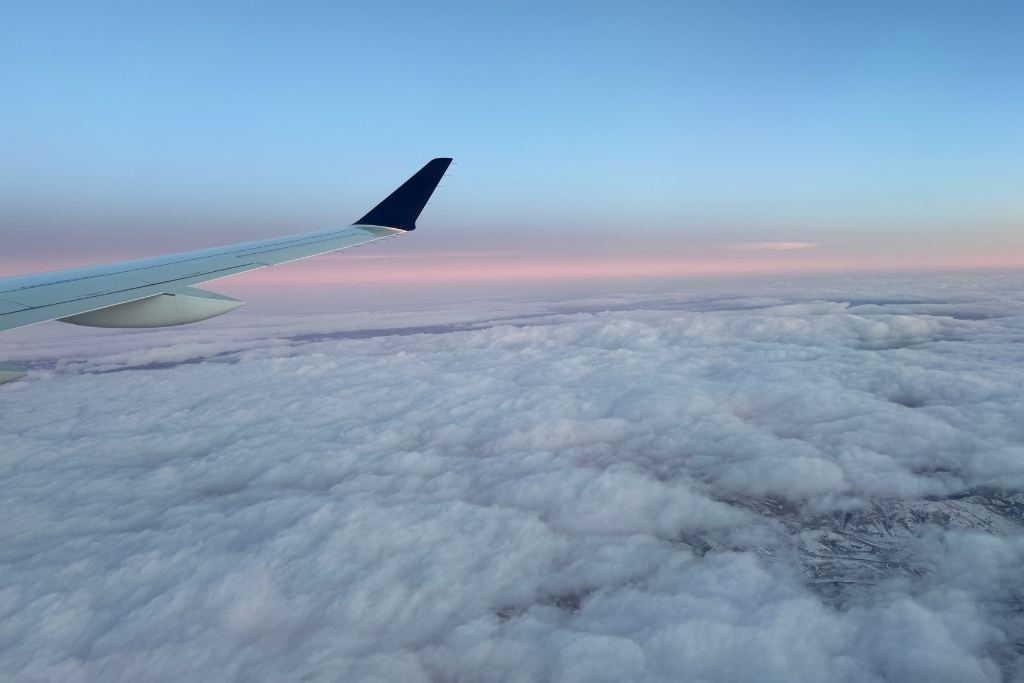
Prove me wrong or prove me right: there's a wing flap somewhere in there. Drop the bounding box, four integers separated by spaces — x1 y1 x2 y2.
0 299 29 314
1 276 151 308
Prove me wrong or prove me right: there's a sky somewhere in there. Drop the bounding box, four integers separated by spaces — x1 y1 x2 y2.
2 0 1024 307
5 6 1024 678
2 275 1024 681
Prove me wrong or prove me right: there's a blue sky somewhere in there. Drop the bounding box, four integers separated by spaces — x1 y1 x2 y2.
2 0 1023 286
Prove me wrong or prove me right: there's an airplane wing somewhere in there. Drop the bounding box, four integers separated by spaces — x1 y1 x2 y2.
0 157 452 383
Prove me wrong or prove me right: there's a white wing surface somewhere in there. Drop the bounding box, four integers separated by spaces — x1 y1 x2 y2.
0 158 452 383
0 158 452 334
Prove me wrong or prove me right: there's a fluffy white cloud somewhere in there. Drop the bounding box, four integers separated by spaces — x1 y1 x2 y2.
0 274 1022 681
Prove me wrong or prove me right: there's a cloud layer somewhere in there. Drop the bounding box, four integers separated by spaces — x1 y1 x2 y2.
1 275 1023 682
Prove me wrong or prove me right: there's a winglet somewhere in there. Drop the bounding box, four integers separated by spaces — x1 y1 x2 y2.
354 158 453 231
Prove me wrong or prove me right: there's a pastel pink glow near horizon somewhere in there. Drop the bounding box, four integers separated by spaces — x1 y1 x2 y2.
4 243 1024 290
230 251 1024 286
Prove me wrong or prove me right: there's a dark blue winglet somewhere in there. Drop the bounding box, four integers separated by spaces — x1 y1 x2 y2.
354 158 452 231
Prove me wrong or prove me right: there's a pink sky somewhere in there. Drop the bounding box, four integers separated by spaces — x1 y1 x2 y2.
3 241 1024 288
3 235 1024 315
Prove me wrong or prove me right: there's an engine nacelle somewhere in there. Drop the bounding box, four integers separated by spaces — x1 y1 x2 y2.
59 288 244 328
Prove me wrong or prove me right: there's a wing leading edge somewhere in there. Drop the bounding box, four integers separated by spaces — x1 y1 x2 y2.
0 158 452 336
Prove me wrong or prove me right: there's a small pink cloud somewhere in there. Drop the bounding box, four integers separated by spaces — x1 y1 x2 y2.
727 242 822 251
